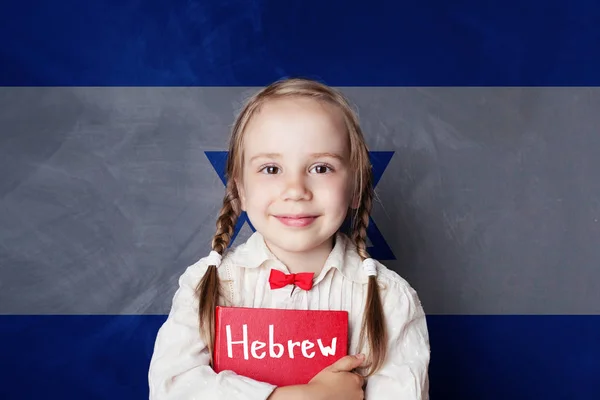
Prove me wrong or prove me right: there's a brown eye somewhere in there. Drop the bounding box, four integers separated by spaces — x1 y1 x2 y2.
310 165 332 174
262 166 280 174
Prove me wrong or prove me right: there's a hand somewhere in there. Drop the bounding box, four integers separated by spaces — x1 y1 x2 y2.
306 354 366 400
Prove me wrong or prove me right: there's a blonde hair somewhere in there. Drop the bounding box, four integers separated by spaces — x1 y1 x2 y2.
196 77 387 376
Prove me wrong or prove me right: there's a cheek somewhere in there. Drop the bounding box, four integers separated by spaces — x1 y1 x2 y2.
243 175 275 206
316 176 353 205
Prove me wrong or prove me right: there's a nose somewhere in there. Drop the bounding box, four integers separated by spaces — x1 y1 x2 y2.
281 172 312 201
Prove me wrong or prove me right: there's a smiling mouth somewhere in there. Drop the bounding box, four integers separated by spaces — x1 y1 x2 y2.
274 215 318 227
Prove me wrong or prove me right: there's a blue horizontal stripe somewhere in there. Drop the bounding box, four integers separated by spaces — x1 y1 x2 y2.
1 315 598 399
1 0 599 86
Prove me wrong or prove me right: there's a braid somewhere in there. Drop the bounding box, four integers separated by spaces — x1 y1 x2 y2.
196 180 241 365
354 180 388 377
351 184 373 260
212 181 242 253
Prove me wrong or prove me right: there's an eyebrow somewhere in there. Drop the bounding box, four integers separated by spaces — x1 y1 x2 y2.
249 153 280 163
249 152 345 163
310 152 345 161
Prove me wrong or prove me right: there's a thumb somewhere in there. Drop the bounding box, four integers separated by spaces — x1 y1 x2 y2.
329 354 365 372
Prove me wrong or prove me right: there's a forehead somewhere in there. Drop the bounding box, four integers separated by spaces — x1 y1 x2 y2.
242 97 349 157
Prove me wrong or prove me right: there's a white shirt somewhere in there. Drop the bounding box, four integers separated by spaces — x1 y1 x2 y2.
148 231 430 399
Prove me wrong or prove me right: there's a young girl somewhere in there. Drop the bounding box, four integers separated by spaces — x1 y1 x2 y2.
148 78 430 399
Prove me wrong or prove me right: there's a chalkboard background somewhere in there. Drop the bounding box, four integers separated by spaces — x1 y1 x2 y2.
1 1 599 399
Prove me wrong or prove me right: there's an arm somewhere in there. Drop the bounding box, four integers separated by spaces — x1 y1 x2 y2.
267 354 368 400
364 282 430 400
267 385 311 400
148 262 277 400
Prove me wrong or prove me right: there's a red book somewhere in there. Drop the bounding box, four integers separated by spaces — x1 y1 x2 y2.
213 306 348 387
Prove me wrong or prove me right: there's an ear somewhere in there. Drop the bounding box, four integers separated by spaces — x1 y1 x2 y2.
349 184 361 209
235 179 247 211
350 193 360 209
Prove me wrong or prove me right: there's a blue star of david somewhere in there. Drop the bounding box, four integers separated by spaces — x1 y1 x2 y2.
205 151 396 260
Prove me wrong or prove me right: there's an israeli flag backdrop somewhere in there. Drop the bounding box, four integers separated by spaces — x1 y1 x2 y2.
1 1 599 399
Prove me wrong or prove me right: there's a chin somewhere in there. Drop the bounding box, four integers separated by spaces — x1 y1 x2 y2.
264 231 335 253
270 240 325 255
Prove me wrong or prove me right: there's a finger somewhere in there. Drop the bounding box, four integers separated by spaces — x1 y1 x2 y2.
329 354 365 372
355 372 365 387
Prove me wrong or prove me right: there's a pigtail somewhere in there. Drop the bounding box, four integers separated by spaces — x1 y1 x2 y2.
196 180 242 366
353 184 388 377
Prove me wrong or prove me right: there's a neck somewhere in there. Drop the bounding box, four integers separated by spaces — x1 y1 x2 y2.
265 236 335 274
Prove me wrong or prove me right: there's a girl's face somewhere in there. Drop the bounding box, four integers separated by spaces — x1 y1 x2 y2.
237 97 355 259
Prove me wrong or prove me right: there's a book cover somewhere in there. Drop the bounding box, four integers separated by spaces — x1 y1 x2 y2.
213 306 348 387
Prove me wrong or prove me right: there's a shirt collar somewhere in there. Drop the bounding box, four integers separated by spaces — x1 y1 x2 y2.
226 231 369 284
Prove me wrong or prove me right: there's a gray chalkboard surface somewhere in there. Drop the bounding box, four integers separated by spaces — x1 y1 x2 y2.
2 87 599 316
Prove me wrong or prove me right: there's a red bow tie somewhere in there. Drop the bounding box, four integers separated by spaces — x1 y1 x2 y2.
268 269 315 291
